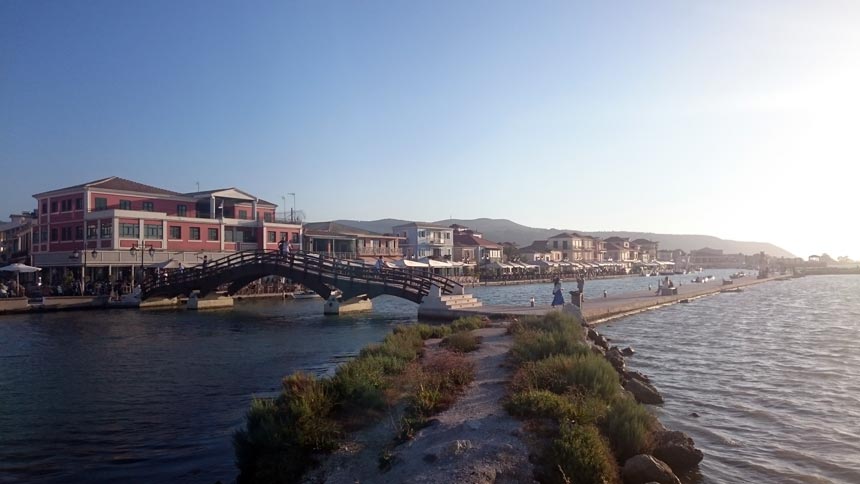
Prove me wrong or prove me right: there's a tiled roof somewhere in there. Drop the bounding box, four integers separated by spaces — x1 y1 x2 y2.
519 240 549 252
34 176 184 197
392 221 451 230
304 221 398 237
454 234 502 249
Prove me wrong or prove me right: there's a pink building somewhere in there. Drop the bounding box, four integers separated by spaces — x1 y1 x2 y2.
31 177 301 286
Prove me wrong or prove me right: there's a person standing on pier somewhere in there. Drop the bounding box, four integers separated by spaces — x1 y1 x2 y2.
576 275 585 296
551 277 565 307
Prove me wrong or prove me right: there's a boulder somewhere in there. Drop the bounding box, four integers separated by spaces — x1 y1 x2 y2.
624 370 651 384
622 454 681 484
587 328 609 350
622 346 635 356
606 346 626 373
624 378 664 404
652 430 704 471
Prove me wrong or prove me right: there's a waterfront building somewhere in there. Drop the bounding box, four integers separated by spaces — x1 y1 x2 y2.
302 221 403 263
517 240 563 262
453 233 502 265
689 247 746 268
547 232 593 262
393 222 453 259
603 237 641 267
593 238 607 262
30 177 301 286
632 238 659 262
0 212 35 264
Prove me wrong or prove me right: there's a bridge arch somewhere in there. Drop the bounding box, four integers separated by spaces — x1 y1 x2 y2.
141 250 463 303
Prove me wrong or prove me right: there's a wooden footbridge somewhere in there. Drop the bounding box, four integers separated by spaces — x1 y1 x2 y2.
140 250 464 304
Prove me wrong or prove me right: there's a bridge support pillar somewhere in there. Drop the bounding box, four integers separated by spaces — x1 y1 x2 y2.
324 294 372 315
188 291 234 310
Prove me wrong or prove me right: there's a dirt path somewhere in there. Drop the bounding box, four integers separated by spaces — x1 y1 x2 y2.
305 326 535 484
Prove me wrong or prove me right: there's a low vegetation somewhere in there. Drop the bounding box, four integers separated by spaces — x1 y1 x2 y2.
233 316 486 483
503 311 658 484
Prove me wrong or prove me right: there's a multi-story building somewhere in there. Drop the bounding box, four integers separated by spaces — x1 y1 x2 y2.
632 238 658 262
604 237 639 266
0 212 35 264
689 248 745 268
302 221 403 262
393 222 453 259
453 233 502 264
547 232 592 261
517 240 563 262
593 238 607 262
31 177 301 285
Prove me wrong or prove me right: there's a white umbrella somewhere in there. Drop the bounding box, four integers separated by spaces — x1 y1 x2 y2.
0 263 42 291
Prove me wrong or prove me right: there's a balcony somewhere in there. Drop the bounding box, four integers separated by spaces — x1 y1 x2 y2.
427 239 447 246
357 247 403 257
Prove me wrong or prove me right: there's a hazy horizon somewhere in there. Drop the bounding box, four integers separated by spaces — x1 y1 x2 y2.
2 1 858 259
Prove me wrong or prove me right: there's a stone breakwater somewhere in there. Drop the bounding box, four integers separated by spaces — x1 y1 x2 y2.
585 323 704 483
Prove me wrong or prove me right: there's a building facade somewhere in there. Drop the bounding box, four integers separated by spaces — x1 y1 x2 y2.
31 177 301 285
302 221 403 262
393 222 453 259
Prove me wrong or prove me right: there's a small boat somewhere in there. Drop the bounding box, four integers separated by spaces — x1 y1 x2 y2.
729 272 746 279
291 290 321 299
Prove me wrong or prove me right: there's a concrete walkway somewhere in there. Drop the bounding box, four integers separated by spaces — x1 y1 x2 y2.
456 275 789 324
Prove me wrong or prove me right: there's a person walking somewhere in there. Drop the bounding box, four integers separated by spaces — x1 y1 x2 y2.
551 277 565 307
374 256 384 273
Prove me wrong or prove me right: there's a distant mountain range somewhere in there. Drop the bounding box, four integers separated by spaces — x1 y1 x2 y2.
331 218 795 258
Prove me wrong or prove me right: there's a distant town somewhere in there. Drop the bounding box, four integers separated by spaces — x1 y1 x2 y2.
0 176 854 292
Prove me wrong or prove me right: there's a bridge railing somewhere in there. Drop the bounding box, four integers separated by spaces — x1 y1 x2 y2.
141 250 463 299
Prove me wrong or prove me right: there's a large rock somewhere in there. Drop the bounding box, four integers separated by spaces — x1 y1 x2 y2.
624 370 651 384
606 346 626 374
622 454 681 484
652 430 704 471
588 328 609 350
624 377 664 404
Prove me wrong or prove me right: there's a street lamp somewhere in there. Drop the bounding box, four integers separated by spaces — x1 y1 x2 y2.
287 192 296 223
70 246 98 295
129 243 155 287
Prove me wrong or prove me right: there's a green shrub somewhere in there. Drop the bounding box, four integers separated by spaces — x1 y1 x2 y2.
603 396 656 462
413 323 452 339
441 331 480 353
505 389 577 420
450 315 486 332
234 373 340 484
331 355 400 410
511 354 620 401
509 312 584 337
512 328 590 363
547 423 620 484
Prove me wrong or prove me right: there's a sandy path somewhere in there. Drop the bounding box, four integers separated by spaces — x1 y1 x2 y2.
305 326 535 484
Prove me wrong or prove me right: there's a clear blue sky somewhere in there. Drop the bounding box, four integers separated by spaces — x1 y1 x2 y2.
2 1 858 259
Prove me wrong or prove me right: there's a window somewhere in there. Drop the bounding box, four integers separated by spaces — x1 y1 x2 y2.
177 205 187 217
563 241 569 249
87 224 97 239
42 202 47 214
142 202 154 212
553 240 558 249
51 228 58 241
119 200 132 210
263 212 273 222
291 233 299 244
75 226 84 240
100 224 112 239
144 224 163 239
267 231 276 243
51 201 58 213
94 198 107 210
225 228 234 242
33 231 40 244
61 200 71 211
238 209 248 220
120 223 139 238
279 232 287 241
41 229 48 242
169 226 181 239
61 227 71 241
208 228 218 241
75 198 82 210
418 230 426 238
190 227 200 240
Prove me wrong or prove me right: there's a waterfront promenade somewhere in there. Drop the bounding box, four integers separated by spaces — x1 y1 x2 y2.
459 275 789 324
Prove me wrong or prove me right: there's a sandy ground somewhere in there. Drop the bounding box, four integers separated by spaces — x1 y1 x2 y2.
304 326 536 484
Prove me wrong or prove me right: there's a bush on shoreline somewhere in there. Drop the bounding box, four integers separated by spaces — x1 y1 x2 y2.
233 317 486 483
503 312 657 483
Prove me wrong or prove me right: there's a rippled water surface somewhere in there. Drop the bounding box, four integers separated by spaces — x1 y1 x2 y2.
599 275 860 484
2 274 856 483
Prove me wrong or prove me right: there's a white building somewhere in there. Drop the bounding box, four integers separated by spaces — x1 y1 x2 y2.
392 222 453 259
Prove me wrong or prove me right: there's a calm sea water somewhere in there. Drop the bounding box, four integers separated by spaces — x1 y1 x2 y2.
599 275 860 484
2 274 855 483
